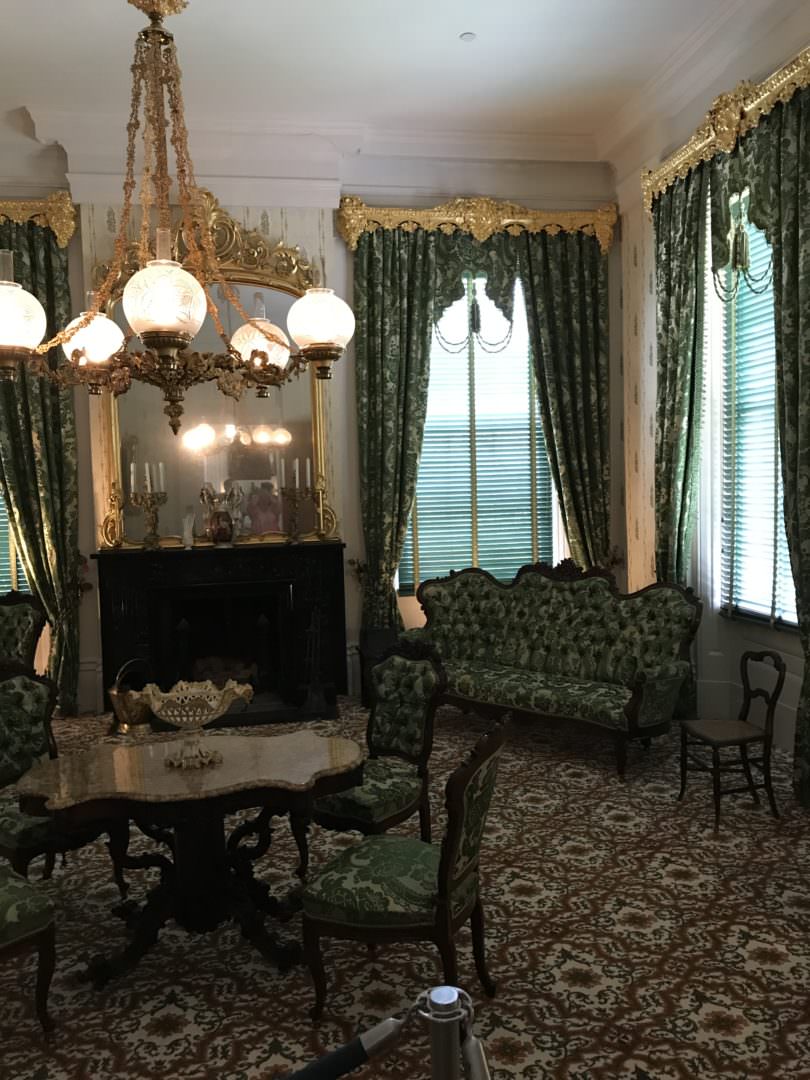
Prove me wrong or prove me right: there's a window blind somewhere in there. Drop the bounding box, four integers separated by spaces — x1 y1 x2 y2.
0 493 27 592
720 215 797 624
399 276 553 592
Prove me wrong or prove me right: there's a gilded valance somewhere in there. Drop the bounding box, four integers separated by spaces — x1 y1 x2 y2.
0 192 76 249
642 45 810 215
337 196 617 255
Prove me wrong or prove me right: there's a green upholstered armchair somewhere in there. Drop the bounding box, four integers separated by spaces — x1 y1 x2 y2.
0 663 128 896
296 643 446 876
0 591 47 669
301 720 508 1020
0 864 55 1032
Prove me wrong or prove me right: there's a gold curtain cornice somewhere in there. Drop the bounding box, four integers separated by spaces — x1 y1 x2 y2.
642 44 810 215
337 195 618 255
0 191 76 248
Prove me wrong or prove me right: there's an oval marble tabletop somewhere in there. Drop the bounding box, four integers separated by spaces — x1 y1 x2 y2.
15 731 365 810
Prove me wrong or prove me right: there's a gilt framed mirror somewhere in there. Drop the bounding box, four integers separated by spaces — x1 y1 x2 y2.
88 194 339 549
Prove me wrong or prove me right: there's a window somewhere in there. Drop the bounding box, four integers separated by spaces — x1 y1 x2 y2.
718 205 797 624
0 493 27 592
398 276 554 593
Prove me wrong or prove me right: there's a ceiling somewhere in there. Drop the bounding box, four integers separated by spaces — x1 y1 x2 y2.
0 0 803 155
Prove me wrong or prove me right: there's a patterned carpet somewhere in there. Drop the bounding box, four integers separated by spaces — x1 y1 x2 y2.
2 702 809 1080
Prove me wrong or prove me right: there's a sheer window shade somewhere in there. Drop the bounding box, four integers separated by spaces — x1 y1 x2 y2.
720 215 797 624
0 493 27 592
399 277 553 593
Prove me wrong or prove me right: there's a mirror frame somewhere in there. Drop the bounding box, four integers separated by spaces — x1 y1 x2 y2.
90 192 339 549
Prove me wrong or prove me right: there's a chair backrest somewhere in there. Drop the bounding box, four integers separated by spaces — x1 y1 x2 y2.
739 650 786 746
437 721 509 909
0 662 57 786
367 642 447 770
0 590 46 668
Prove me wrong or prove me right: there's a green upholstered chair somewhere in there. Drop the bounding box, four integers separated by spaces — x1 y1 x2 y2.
294 644 446 878
0 591 47 669
0 663 128 895
301 720 508 1020
0 863 55 1032
678 650 786 831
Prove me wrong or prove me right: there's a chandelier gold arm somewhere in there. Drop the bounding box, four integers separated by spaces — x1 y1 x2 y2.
642 43 810 215
0 191 76 249
337 195 618 255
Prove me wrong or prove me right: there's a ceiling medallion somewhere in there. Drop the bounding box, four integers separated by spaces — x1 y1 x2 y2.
0 0 354 433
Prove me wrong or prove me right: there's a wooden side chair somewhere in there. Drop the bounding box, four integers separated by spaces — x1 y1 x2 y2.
0 662 129 894
0 590 46 669
300 720 509 1020
294 643 446 877
0 864 55 1032
678 650 786 830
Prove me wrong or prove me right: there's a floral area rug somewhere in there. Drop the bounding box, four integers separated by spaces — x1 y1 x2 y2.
2 703 809 1080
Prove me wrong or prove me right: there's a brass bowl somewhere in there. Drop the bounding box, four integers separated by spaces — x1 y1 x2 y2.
108 686 153 735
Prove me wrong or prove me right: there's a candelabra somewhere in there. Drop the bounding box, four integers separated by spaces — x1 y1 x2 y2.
281 485 312 542
130 490 167 549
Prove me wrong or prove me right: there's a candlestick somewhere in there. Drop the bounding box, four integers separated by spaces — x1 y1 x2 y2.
293 457 300 489
158 461 166 492
144 462 152 493
305 456 312 488
280 456 286 488
130 490 167 549
130 461 136 493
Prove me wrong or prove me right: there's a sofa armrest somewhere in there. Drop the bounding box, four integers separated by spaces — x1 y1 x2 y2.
625 661 690 733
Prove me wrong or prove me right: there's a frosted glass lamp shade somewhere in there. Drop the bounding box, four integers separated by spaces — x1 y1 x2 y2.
122 260 207 340
61 312 125 364
231 318 290 369
287 288 355 350
0 281 47 350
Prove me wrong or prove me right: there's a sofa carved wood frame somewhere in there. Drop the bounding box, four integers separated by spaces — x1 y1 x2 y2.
415 560 703 778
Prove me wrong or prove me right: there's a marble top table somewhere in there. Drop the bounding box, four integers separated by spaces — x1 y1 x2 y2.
17 731 364 986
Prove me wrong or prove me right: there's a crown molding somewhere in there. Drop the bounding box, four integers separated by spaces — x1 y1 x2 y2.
357 128 598 163
596 0 796 163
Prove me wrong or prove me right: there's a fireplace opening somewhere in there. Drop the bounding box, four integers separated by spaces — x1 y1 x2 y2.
152 581 298 718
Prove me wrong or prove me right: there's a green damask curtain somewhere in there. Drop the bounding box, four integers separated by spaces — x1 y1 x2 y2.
354 228 463 629
0 220 79 711
708 85 810 803
516 230 611 569
652 164 707 585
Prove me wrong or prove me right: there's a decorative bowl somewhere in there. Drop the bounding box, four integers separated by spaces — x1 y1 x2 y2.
128 678 254 768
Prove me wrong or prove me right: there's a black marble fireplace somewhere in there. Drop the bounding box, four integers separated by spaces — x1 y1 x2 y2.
93 542 347 719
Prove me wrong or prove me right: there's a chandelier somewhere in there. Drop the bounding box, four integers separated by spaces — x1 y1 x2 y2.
0 0 354 433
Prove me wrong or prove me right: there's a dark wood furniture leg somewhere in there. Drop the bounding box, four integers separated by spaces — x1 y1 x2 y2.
470 899 495 997
303 918 327 1021
35 923 56 1033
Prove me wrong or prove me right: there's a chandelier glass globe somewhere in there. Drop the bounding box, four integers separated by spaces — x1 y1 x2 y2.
122 231 207 342
61 311 125 365
0 250 46 351
287 288 355 350
231 318 290 369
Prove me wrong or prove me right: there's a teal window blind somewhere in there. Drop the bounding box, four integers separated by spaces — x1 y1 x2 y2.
721 214 797 624
0 493 27 592
399 276 553 593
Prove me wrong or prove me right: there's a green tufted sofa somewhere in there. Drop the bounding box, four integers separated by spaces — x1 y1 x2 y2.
402 562 702 777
